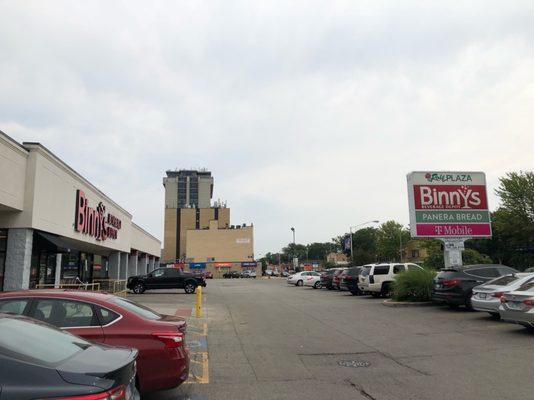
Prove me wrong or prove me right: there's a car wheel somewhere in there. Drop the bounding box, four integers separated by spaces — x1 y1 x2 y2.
133 283 145 294
296 280 303 287
313 282 320 289
350 290 358 296
184 282 197 294
381 283 392 298
489 312 500 319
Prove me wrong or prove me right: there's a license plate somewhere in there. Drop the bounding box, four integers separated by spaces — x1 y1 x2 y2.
478 293 487 299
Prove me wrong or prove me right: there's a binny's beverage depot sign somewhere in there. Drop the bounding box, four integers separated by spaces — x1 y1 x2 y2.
74 190 122 241
407 171 492 239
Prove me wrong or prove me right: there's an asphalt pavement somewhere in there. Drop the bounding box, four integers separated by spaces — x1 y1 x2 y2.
136 278 534 400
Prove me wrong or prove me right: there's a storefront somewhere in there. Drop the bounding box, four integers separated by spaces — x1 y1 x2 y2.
0 131 162 291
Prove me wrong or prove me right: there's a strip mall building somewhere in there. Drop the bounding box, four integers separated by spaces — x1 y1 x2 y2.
0 131 161 291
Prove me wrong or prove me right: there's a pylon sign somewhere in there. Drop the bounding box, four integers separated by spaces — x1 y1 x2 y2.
407 171 492 238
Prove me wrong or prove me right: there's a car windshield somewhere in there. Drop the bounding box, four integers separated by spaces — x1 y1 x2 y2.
111 296 160 320
0 317 90 367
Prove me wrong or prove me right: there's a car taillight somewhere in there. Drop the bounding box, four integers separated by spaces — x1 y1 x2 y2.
152 331 184 348
442 279 461 287
523 299 534 306
53 385 126 400
345 276 353 280
491 292 504 298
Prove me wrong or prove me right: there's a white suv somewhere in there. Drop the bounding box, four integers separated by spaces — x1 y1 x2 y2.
358 263 422 297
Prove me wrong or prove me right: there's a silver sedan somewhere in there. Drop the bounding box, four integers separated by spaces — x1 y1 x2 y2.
500 280 534 329
471 273 534 318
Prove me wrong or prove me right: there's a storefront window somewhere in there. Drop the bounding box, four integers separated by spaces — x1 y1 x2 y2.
92 255 109 280
0 229 8 291
62 252 80 282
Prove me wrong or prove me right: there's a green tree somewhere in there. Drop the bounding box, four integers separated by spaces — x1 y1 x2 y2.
376 221 410 262
306 242 340 261
495 171 534 223
282 243 308 261
350 227 378 265
469 171 534 269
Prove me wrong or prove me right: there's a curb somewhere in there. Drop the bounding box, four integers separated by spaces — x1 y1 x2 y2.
382 300 435 307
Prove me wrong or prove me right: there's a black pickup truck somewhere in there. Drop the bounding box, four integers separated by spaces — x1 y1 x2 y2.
127 267 207 294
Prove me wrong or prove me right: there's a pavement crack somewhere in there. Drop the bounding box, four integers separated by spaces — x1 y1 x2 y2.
378 351 431 376
345 379 377 400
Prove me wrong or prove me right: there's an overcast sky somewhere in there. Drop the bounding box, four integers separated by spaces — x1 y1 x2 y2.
1 1 533 256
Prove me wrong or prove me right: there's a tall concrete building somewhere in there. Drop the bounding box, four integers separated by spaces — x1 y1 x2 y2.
163 169 214 209
162 169 255 271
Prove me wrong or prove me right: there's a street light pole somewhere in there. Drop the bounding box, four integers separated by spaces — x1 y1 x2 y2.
349 220 380 263
291 227 296 270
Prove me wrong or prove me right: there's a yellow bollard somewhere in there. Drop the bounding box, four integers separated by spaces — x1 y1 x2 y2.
195 286 203 318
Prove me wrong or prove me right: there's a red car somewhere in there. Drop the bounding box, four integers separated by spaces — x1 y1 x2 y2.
332 268 347 290
0 290 189 394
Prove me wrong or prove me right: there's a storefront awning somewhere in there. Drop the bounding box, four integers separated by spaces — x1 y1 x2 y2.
36 232 72 253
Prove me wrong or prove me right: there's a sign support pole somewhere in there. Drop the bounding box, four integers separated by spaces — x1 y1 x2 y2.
440 238 466 269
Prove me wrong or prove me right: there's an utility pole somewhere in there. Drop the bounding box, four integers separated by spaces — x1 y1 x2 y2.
291 227 296 270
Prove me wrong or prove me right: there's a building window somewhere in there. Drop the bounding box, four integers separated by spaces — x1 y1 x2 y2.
0 229 7 291
411 250 419 259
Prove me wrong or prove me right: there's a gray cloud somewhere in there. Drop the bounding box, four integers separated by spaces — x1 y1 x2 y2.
1 0 533 255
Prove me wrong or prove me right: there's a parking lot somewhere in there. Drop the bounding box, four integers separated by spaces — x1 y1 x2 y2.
134 278 534 400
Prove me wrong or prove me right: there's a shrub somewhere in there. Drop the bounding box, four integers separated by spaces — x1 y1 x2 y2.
392 268 436 302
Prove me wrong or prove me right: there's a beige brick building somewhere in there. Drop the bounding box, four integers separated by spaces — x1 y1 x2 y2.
162 207 230 262
186 220 254 263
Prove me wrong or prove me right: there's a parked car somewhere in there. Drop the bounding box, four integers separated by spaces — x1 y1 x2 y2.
361 263 415 296
332 268 348 290
0 290 189 393
320 268 340 290
241 270 257 278
471 273 534 318
127 267 207 294
223 271 241 279
203 271 214 279
336 269 350 291
358 263 422 297
340 266 363 295
357 264 374 293
303 274 322 289
500 279 534 329
433 264 517 309
287 271 320 286
0 312 139 400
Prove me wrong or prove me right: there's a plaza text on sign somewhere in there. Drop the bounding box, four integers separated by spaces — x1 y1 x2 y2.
407 172 492 239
